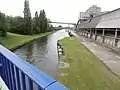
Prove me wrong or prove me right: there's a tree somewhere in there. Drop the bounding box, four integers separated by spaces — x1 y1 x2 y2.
35 11 39 27
34 11 40 33
58 25 62 28
0 1 53 36
39 10 48 33
24 0 33 35
8 16 26 34
0 12 7 37
47 24 54 31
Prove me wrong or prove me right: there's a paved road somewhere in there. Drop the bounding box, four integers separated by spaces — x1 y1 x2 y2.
76 34 120 75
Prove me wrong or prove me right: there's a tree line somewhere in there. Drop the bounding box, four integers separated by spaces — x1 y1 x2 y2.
0 0 54 37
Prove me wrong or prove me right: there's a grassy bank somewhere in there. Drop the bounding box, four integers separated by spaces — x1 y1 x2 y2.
57 37 120 90
0 32 52 49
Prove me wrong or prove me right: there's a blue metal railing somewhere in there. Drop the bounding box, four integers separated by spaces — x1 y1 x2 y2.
0 45 68 90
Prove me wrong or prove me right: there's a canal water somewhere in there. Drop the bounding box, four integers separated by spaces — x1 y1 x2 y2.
14 30 69 78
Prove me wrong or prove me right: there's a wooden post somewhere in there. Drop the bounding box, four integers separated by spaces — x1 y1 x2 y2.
95 30 97 40
102 29 105 43
90 29 93 39
114 28 118 47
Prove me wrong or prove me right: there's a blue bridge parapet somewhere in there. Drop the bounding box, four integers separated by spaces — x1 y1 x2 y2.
0 45 68 90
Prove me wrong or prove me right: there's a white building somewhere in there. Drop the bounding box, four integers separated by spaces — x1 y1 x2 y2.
79 5 101 21
85 5 101 17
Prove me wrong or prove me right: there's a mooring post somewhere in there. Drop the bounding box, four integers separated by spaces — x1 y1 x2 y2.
102 29 105 43
114 28 118 47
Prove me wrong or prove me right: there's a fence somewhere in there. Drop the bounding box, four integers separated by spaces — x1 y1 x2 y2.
76 28 120 50
0 45 68 90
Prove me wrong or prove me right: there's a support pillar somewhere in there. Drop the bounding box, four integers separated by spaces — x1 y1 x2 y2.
114 28 118 47
83 29 86 36
102 29 105 43
90 29 93 39
86 31 89 38
82 29 84 35
95 30 97 40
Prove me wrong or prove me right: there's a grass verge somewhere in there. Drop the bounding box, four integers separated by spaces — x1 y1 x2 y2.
57 37 120 90
0 32 52 49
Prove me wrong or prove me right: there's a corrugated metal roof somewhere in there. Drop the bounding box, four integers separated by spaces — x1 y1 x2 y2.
78 20 88 28
78 8 120 28
96 8 120 28
78 16 101 28
87 16 101 28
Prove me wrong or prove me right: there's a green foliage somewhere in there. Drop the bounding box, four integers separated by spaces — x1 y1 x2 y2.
33 11 40 33
8 16 26 34
33 10 53 33
47 24 54 31
35 11 39 27
0 12 8 37
0 0 54 36
0 32 52 49
39 10 48 33
58 25 62 28
58 37 120 90
24 0 33 35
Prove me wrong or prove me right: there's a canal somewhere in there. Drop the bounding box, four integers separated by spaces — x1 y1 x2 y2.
14 30 69 78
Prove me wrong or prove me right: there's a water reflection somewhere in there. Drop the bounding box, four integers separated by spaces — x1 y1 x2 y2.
14 30 69 78
26 43 34 63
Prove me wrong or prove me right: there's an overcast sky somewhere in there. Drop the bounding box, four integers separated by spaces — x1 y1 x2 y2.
0 0 120 24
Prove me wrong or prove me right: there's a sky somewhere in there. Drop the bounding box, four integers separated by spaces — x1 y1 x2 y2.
0 0 120 25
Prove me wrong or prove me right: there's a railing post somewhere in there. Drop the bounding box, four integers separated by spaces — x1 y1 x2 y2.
95 29 97 40
102 29 105 43
6 60 13 90
11 63 17 90
15 67 21 90
114 28 118 47
21 72 26 90
29 78 33 90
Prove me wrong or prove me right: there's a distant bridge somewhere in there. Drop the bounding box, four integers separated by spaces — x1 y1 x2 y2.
54 27 74 30
49 21 76 25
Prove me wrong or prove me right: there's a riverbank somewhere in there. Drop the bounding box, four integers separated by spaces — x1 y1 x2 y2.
57 37 120 90
0 32 52 50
